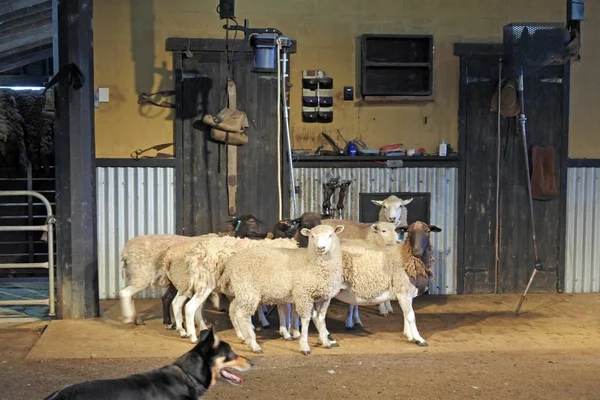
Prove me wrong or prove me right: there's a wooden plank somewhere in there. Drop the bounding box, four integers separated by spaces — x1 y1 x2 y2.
166 37 297 54
54 0 99 319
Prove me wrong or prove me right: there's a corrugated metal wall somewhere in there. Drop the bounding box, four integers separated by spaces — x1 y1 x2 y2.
565 167 600 293
293 167 458 295
96 167 176 300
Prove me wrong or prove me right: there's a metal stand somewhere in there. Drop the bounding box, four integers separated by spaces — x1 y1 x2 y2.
514 68 545 316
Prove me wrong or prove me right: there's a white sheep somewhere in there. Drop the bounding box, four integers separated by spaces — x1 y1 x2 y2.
119 234 203 325
219 224 345 355
162 236 299 343
322 195 413 318
296 221 441 346
278 221 400 333
372 195 413 227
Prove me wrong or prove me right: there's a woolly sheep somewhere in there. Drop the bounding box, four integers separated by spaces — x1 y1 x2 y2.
339 222 402 329
322 221 441 346
372 195 414 227
163 236 299 343
120 216 271 327
120 234 203 325
322 195 413 318
278 221 400 332
219 224 345 355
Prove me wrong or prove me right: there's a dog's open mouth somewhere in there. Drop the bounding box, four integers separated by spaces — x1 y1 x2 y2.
220 369 243 386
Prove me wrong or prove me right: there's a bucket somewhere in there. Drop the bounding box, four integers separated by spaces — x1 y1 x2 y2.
252 33 279 72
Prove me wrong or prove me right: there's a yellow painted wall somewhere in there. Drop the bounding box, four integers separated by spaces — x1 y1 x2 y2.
93 0 600 158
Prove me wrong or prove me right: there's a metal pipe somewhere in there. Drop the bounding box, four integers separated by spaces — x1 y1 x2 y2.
47 215 55 316
0 225 48 232
0 262 49 269
281 47 297 217
514 68 544 316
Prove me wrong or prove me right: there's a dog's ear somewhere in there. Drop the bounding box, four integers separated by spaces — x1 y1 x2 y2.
194 327 218 352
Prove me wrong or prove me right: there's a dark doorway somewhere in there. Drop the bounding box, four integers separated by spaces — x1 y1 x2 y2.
456 48 568 294
359 192 431 225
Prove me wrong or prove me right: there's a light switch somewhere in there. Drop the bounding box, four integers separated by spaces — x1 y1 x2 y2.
98 87 109 102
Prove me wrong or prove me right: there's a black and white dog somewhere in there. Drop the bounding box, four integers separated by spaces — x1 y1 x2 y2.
44 328 253 399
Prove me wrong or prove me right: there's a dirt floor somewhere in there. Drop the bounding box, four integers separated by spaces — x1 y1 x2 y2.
2 293 600 399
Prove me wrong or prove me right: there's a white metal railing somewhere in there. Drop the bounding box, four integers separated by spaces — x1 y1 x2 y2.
0 191 56 316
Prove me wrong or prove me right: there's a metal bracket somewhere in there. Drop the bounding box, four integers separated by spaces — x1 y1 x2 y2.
540 78 563 84
466 76 491 84
385 159 403 168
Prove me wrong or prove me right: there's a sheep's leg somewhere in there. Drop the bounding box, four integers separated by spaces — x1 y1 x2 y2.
119 285 145 325
344 305 356 330
277 305 292 340
295 303 314 355
290 307 301 339
184 288 213 343
228 298 247 343
171 293 188 337
232 298 262 353
378 302 390 317
385 300 394 314
256 303 271 329
209 292 222 310
161 284 177 327
397 292 427 347
353 305 363 326
313 300 336 348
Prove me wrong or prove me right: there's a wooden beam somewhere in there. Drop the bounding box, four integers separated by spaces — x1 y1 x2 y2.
165 37 297 54
0 75 49 87
54 0 99 319
0 46 52 73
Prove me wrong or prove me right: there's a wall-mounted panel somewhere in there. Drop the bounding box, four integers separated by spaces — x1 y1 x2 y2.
96 167 175 300
565 167 600 293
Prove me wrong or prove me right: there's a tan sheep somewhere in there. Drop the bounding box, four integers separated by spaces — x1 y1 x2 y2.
322 194 413 318
162 236 299 343
219 224 345 355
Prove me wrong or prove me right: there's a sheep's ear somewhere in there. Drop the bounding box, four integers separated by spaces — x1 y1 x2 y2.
371 200 383 206
395 226 409 234
334 225 345 235
429 225 442 232
401 198 414 206
300 228 311 237
370 223 378 232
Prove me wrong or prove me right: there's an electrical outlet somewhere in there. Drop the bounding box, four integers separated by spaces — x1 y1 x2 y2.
343 86 354 100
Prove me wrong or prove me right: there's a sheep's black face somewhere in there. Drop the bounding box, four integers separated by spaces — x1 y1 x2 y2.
397 222 442 257
231 215 269 239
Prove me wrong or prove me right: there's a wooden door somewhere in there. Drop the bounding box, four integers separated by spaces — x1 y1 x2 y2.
175 41 283 236
461 55 566 293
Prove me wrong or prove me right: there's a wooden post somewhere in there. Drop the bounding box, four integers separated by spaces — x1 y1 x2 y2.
54 0 99 319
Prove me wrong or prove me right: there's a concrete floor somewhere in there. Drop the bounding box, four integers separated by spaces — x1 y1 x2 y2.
1 293 600 399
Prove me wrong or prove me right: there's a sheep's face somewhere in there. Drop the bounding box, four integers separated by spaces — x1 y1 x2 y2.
372 196 414 225
396 221 442 257
369 222 400 245
301 224 344 254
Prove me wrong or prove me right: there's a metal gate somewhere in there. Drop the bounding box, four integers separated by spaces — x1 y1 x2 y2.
0 191 56 316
